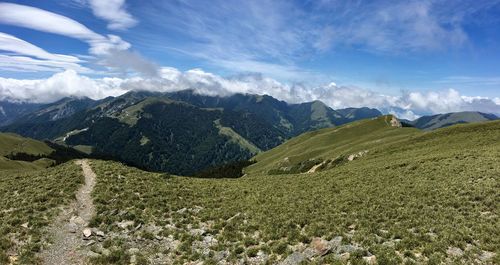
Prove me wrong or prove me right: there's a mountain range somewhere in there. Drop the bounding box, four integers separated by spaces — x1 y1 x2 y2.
0 90 497 175
0 90 382 175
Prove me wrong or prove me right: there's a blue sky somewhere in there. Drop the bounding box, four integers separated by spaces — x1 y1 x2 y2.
0 0 499 117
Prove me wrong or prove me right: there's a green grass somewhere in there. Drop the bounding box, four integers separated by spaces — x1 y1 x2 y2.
87 120 500 264
214 119 261 154
246 115 420 175
0 133 56 171
73 145 93 154
0 133 53 157
0 156 44 171
0 162 83 264
116 97 176 126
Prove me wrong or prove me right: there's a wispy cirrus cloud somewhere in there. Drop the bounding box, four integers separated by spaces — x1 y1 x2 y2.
0 2 156 76
133 0 498 81
0 33 80 63
311 0 469 52
136 0 315 80
0 32 92 73
0 2 129 55
435 76 500 86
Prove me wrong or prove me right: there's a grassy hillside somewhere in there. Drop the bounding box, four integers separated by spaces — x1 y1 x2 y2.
0 162 83 264
0 133 55 170
246 115 419 175
84 120 499 264
0 133 53 157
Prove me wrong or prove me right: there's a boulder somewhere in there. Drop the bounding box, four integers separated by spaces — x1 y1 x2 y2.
479 251 495 261
248 251 269 265
68 223 78 233
70 216 85 226
447 247 464 257
86 251 100 259
102 248 111 256
176 208 187 214
82 228 92 238
363 255 377 264
128 248 140 255
279 252 306 265
117 220 135 229
338 253 350 262
311 237 330 255
95 230 105 237
336 244 359 254
329 236 343 249
214 250 230 262
189 228 205 236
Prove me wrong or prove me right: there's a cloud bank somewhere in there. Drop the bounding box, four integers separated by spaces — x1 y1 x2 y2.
0 69 498 120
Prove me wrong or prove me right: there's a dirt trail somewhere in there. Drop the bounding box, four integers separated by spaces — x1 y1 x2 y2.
40 159 96 265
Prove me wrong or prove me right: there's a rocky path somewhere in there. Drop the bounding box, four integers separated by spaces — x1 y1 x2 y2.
40 159 96 265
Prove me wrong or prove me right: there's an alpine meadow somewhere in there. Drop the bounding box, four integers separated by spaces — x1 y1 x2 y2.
0 1 499 265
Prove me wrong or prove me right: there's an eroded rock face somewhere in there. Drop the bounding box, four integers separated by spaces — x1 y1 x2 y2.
348 150 368 161
390 116 402 127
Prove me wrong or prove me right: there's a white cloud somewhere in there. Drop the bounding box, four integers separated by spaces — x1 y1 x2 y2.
89 0 138 30
0 69 498 118
0 2 157 76
0 70 127 103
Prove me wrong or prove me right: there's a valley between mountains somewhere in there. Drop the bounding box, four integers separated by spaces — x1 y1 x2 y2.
0 108 498 264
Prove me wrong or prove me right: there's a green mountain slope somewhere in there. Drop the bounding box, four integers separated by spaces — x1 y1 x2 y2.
0 132 54 156
0 133 86 171
245 115 418 175
336 107 383 123
165 90 361 135
82 120 500 264
405 111 498 130
65 99 258 175
0 133 55 170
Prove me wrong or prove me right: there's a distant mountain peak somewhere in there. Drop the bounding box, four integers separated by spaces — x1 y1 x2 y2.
406 111 498 130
